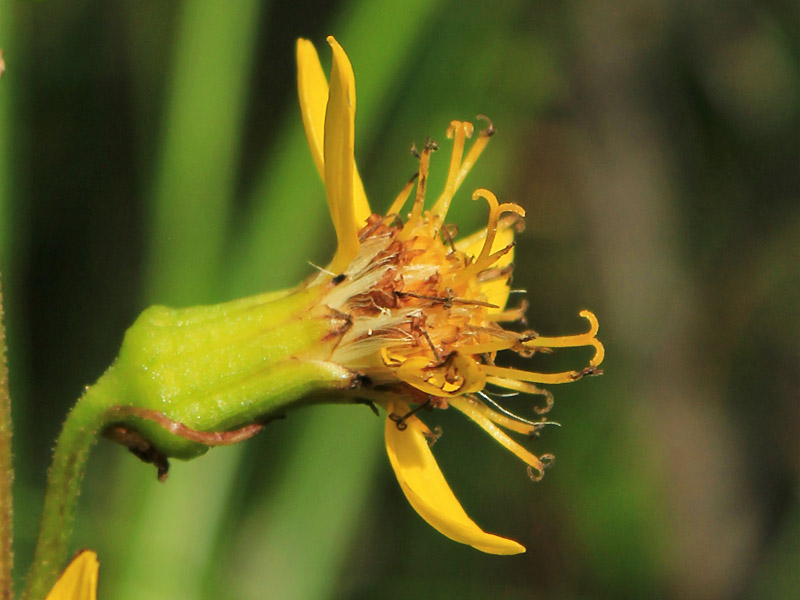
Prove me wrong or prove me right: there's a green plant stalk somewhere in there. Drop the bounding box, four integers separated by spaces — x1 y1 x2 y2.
0 6 16 598
0 282 13 600
20 372 120 600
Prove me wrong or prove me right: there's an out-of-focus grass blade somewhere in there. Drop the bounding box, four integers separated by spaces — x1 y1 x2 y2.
224 405 381 600
223 0 446 295
144 0 262 306
750 493 800 600
101 2 264 599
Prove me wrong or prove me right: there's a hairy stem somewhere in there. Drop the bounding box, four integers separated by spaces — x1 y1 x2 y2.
21 370 123 600
0 282 13 600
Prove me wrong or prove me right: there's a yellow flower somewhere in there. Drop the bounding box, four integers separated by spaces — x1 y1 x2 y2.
296 37 604 555
45 550 98 600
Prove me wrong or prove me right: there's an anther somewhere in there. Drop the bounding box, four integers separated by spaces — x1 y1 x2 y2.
533 388 555 415
410 141 435 220
476 114 496 137
440 223 459 253
332 273 346 285
527 465 545 482
423 425 443 447
388 413 408 431
570 365 604 380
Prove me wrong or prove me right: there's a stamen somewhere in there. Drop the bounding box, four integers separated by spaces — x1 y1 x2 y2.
468 189 525 273
485 242 515 265
423 425 443 447
527 454 554 482
455 339 517 355
389 398 432 430
422 330 441 361
482 365 589 385
386 172 419 217
474 392 544 434
452 214 520 258
431 120 474 219
522 310 605 367
411 317 442 362
394 289 499 310
452 116 494 192
485 377 555 414
476 264 513 283
409 140 437 221
449 396 546 475
440 223 459 253
486 303 527 323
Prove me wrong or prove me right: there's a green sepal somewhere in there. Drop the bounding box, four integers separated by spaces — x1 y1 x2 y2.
101 282 355 459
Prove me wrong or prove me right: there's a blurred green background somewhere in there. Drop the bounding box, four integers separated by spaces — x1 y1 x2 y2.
1 0 798 598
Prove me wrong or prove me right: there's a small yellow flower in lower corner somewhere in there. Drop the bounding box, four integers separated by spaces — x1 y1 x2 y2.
45 550 98 600
296 37 605 555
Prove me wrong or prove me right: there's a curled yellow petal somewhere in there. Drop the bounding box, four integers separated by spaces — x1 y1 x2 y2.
384 402 525 555
45 550 99 600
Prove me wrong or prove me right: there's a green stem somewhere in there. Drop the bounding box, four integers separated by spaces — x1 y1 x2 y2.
0 281 14 600
21 370 124 600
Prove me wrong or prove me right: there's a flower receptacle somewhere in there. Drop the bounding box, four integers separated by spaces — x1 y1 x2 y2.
104 282 358 460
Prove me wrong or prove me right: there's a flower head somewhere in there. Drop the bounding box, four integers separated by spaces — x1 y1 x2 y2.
297 37 604 554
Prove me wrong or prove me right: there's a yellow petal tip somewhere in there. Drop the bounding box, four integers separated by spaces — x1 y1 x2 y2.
45 550 99 600
385 404 526 556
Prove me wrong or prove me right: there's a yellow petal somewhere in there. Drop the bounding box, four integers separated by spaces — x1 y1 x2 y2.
297 37 371 272
384 402 525 555
324 36 363 273
45 550 99 600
